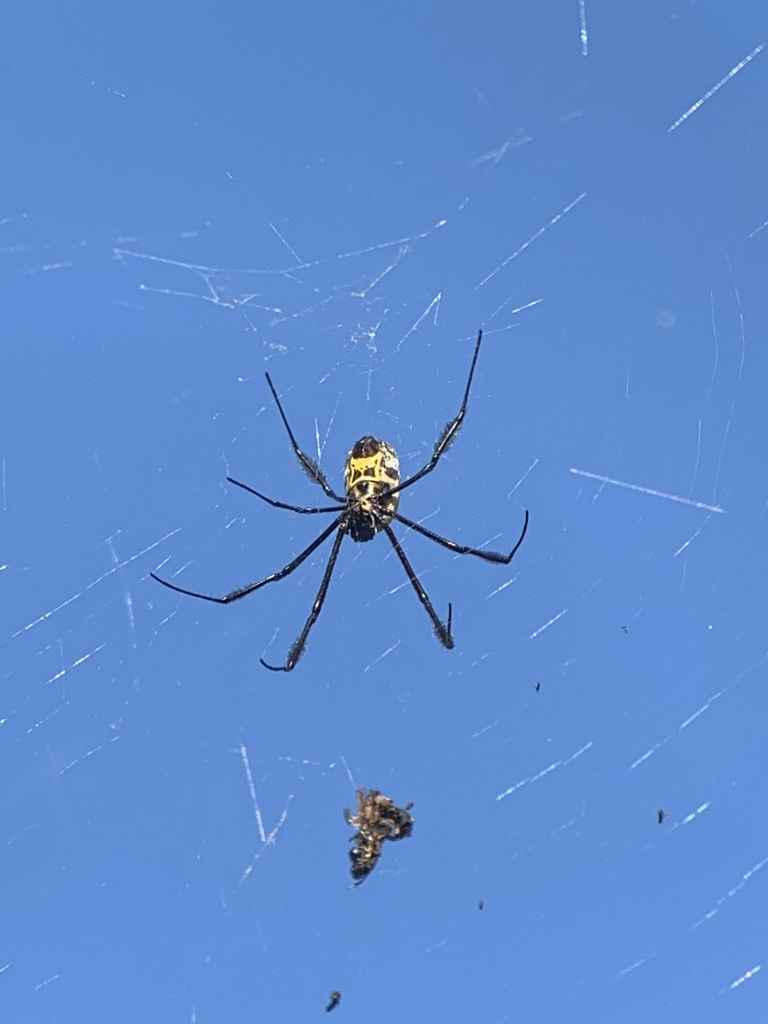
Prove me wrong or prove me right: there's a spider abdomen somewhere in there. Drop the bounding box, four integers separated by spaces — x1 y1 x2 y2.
344 436 400 543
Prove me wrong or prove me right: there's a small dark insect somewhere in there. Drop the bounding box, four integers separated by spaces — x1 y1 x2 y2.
657 809 667 825
344 789 413 885
325 991 341 1013
478 899 485 910
150 329 529 671
348 839 382 884
534 680 541 692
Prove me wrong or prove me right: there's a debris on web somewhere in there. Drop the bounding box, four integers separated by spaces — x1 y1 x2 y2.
343 788 413 885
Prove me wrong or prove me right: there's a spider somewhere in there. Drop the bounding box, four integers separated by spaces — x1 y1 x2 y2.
151 329 529 671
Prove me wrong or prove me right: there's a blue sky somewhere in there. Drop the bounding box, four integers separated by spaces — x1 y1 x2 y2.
2 2 768 1021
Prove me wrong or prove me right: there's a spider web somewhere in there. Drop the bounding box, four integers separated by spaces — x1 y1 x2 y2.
2 4 768 1022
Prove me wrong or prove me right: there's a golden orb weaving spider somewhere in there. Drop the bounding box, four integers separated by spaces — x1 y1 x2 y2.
151 329 529 672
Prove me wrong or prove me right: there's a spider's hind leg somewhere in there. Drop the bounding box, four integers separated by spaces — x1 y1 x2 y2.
380 522 454 650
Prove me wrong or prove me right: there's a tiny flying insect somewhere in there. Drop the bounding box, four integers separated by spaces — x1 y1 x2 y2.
325 991 341 1013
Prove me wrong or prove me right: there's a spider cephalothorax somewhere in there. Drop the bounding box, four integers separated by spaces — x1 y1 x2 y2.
151 329 529 671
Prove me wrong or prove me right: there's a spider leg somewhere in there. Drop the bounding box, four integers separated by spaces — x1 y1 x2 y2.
387 329 484 498
393 508 529 564
380 522 453 649
260 524 346 672
227 475 344 515
265 373 346 502
150 515 344 604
